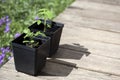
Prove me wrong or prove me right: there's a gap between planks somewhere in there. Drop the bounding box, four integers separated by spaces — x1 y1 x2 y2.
56 9 120 34
1 58 120 79
1 60 120 80
55 0 120 34
81 0 120 6
48 57 120 77
59 46 120 60
49 47 120 77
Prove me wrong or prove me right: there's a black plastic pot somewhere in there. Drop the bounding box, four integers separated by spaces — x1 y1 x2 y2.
12 33 50 76
29 20 64 57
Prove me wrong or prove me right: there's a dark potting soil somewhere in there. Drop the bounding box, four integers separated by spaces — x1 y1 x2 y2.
13 34 43 48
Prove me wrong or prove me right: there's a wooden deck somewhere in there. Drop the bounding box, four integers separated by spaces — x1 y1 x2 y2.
1 0 120 80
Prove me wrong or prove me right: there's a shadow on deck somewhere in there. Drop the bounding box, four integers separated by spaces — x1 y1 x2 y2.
38 43 90 76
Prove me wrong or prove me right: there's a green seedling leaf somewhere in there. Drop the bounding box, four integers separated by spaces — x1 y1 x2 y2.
33 42 39 47
34 31 46 37
46 11 53 19
23 29 30 33
47 24 51 28
23 40 29 43
30 40 34 43
37 8 54 32
24 34 29 39
37 20 41 25
34 32 40 36
40 32 46 37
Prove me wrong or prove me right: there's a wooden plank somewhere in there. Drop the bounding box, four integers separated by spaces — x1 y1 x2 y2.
51 48 120 76
58 25 120 74
59 25 120 59
59 7 120 22
55 0 120 33
0 59 69 80
1 59 120 80
59 38 120 59
54 0 120 59
56 15 120 33
78 17 120 33
71 0 120 13
81 0 120 6
60 25 120 45
1 0 120 80
68 68 120 80
0 61 44 80
70 0 120 33
55 9 120 33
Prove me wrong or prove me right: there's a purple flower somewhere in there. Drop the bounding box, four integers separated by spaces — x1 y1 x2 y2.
4 24 10 33
5 16 10 23
0 17 5 27
0 47 5 53
1 54 5 58
5 16 9 19
0 54 5 64
5 47 10 53
0 55 2 61
0 59 4 64
2 16 11 33
0 47 12 64
0 47 4 51
35 16 39 20
0 47 10 54
0 16 11 31
14 33 21 38
0 59 3 64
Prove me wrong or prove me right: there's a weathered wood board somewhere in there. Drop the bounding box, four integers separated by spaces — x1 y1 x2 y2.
83 0 120 6
0 59 120 80
52 48 120 76
0 0 120 80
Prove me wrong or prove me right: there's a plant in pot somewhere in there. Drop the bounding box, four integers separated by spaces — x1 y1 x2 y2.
29 9 64 57
12 29 50 76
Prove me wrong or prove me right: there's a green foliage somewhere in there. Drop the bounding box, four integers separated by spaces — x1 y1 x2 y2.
23 29 46 48
0 0 74 67
0 17 13 48
38 9 54 20
0 0 74 50
0 0 74 46
37 9 54 32
0 0 74 27
0 32 13 48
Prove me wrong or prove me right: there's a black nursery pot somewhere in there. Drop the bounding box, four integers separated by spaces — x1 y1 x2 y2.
12 33 50 76
29 20 64 57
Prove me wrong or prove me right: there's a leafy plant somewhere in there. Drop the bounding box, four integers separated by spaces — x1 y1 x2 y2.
0 16 13 65
23 29 46 48
37 9 54 32
0 0 74 67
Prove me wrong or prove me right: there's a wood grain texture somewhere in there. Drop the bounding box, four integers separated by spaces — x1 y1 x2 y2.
1 0 120 80
59 25 120 45
52 48 120 76
82 0 120 6
56 9 120 33
1 59 120 80
55 0 120 33
60 39 120 59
